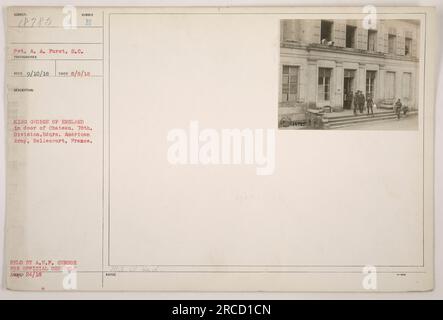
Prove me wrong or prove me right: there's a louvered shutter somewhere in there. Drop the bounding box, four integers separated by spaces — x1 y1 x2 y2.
383 30 389 53
376 28 384 53
411 38 418 57
282 20 295 42
333 21 346 47
357 27 368 50
311 20 321 43
408 30 418 57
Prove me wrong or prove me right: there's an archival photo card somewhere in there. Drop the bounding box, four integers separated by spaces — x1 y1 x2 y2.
3 6 436 292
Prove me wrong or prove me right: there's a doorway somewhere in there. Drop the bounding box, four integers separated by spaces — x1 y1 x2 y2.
343 69 355 109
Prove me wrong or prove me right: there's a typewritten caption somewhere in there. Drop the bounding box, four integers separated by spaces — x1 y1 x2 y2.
11 119 94 144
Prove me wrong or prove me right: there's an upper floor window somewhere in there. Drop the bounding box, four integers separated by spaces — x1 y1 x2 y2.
320 20 333 43
346 25 356 48
388 34 396 54
368 30 377 51
405 37 412 56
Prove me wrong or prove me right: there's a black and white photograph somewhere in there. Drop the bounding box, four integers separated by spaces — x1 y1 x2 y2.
278 19 420 130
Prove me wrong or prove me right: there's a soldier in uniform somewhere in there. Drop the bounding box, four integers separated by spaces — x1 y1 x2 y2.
359 91 365 113
395 98 402 119
353 91 359 115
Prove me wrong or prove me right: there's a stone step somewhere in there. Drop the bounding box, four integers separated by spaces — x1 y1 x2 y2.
328 115 399 129
326 111 395 122
327 110 418 124
378 105 395 110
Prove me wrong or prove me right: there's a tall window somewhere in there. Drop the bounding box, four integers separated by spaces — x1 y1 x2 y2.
318 68 332 101
402 73 412 101
320 20 333 43
366 71 376 98
367 30 377 51
346 25 356 48
405 37 412 56
388 34 396 54
281 65 299 101
385 72 396 100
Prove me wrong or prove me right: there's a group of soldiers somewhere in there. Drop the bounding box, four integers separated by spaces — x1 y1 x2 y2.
347 90 374 115
346 91 406 119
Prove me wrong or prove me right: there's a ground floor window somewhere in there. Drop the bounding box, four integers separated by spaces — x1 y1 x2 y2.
366 71 376 99
402 72 412 102
281 65 299 101
385 71 396 100
318 68 332 101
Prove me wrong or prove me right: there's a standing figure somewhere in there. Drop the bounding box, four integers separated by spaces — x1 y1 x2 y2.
359 91 365 113
395 98 402 119
347 91 354 111
366 94 374 115
353 91 359 115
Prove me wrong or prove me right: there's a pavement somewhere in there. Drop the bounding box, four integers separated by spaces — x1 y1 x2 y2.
335 113 418 130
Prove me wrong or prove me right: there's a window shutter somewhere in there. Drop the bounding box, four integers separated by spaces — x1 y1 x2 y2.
383 31 389 53
396 32 405 55
333 22 346 47
282 20 296 42
312 20 321 43
408 30 418 58
357 28 368 50
377 27 385 53
411 38 418 57
377 23 389 53
281 21 288 41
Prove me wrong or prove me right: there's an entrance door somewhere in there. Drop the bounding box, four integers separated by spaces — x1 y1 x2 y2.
343 70 355 109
